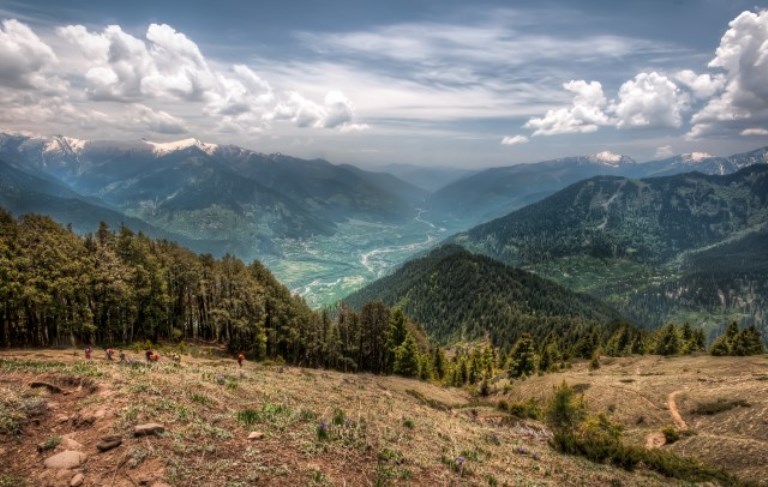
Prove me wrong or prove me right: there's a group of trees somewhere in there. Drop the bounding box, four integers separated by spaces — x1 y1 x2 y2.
1 210 763 386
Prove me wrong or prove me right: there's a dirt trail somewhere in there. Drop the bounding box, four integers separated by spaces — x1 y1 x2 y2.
667 390 687 431
645 389 687 449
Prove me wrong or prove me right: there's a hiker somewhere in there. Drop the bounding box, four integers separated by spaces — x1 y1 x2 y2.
145 349 160 362
84 345 92 360
105 348 115 361
237 353 245 368
119 350 126 362
171 353 181 363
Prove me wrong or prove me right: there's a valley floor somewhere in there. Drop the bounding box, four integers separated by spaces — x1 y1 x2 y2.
1 349 765 486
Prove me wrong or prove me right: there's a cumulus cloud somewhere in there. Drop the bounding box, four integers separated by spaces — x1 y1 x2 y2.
524 80 611 135
0 19 58 89
688 10 768 138
613 72 688 129
266 90 368 131
674 70 725 100
501 135 528 145
56 23 366 134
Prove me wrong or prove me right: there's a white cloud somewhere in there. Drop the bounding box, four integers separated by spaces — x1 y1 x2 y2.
688 10 768 138
501 135 528 145
0 19 58 90
741 128 768 136
654 145 675 159
613 72 688 129
674 70 725 99
524 80 611 136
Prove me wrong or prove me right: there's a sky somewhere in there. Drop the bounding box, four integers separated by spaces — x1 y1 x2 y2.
0 0 767 168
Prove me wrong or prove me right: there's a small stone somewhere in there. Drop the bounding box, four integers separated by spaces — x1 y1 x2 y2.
151 483 172 487
134 423 165 436
96 438 122 452
43 450 87 469
247 431 264 440
70 472 85 487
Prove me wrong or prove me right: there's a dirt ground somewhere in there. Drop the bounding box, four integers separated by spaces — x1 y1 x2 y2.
1 348 763 486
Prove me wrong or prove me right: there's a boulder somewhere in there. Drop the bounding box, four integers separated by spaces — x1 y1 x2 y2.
60 437 84 451
70 472 85 486
97 436 122 452
43 450 87 469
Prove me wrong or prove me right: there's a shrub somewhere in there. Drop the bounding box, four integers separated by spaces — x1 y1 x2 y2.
692 399 750 415
662 427 679 444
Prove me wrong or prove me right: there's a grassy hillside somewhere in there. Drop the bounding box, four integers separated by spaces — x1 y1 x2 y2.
2 349 758 486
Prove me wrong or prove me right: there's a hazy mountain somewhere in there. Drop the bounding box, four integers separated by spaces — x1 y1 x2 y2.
368 163 477 192
451 165 768 336
0 158 235 255
0 133 426 253
429 147 768 229
344 244 624 347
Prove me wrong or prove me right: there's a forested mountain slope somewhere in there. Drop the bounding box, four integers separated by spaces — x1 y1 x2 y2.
452 165 768 339
344 245 625 348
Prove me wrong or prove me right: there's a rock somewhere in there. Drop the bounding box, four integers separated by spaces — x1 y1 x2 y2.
134 423 165 436
60 437 84 451
151 483 172 487
76 406 107 425
247 431 265 440
43 450 87 469
96 437 122 452
70 473 85 487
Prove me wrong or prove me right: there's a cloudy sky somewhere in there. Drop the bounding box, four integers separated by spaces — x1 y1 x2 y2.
1 0 767 167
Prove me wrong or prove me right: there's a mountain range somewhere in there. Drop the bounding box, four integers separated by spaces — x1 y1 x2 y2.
449 165 768 339
0 133 425 257
428 147 768 228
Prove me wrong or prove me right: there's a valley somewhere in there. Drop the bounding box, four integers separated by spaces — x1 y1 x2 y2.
264 209 448 307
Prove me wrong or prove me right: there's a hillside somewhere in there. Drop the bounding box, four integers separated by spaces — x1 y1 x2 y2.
1 349 757 486
344 245 625 348
452 165 768 337
428 146 768 229
499 353 768 485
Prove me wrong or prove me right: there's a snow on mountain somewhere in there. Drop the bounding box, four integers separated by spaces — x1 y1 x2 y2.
43 136 89 155
146 138 219 156
681 152 713 163
588 151 633 166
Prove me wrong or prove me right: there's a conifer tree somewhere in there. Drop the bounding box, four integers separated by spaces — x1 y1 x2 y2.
393 332 421 377
508 333 536 378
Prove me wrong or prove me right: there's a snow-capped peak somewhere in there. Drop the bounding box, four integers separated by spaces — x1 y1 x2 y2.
43 136 89 155
146 138 219 156
589 151 628 166
681 151 713 163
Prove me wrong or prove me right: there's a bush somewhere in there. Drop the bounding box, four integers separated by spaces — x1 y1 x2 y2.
546 381 586 431
662 427 679 444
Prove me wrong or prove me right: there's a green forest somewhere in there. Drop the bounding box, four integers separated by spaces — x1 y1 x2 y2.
0 210 762 386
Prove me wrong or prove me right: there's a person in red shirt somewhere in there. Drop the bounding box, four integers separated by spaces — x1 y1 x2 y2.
84 346 92 360
237 353 245 368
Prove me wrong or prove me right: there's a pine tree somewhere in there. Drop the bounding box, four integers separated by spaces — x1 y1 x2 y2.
508 333 536 379
654 324 680 356
393 332 420 377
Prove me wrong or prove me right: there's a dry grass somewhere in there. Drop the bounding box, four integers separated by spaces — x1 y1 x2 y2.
498 354 768 485
0 349 759 486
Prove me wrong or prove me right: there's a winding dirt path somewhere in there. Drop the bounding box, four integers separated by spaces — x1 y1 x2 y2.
645 389 687 449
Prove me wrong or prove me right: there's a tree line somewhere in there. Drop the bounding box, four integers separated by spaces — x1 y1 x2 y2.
1 210 762 386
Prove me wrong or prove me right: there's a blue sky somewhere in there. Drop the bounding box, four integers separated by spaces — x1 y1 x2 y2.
0 0 767 167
